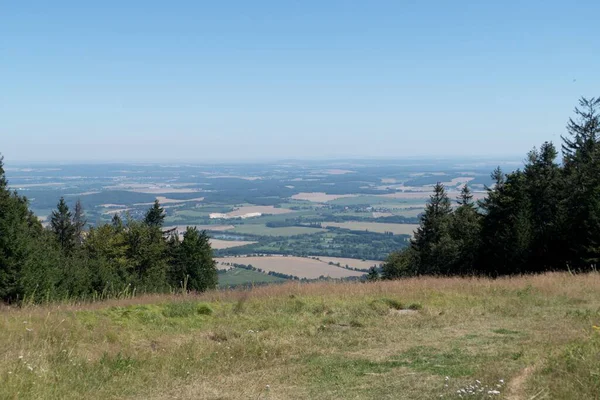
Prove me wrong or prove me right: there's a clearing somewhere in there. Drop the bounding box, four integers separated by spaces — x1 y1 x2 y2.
216 255 365 279
1 273 599 399
322 221 419 235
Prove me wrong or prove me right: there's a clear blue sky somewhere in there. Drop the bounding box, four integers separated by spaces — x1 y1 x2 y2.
2 1 599 162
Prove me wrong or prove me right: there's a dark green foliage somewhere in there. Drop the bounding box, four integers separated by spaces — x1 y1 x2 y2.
50 197 76 252
169 227 218 292
144 199 166 228
0 177 217 302
385 97 600 278
409 182 458 275
365 266 379 281
561 97 600 268
72 198 87 246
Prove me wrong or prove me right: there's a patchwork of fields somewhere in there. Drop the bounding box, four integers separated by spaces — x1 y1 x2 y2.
8 160 509 286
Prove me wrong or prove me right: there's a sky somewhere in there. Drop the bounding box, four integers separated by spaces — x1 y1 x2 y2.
1 0 599 162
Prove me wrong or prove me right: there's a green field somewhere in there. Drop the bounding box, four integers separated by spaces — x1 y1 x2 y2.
232 224 325 236
218 267 287 287
322 221 419 235
2 273 599 399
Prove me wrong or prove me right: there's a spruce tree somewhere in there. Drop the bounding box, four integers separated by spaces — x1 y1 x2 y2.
561 97 600 268
450 184 481 275
72 199 87 246
144 200 166 228
50 197 75 252
523 142 563 272
411 182 456 275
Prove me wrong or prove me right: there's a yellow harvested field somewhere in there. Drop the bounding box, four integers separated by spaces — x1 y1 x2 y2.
312 257 382 270
291 192 359 202
209 239 256 249
322 222 419 235
216 256 365 279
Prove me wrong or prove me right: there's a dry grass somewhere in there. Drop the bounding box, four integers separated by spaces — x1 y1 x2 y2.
2 273 600 399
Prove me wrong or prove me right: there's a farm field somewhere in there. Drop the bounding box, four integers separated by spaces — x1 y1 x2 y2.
216 255 366 279
312 256 382 270
217 267 287 287
322 222 419 235
213 206 295 218
291 192 359 202
231 224 325 237
1 273 599 399
209 239 257 250
164 225 236 233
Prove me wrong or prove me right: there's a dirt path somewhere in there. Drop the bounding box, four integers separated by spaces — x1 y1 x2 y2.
506 365 536 400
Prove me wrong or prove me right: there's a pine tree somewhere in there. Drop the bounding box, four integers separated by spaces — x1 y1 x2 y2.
561 97 600 268
450 184 481 275
0 154 56 302
50 197 75 252
523 142 563 272
72 199 87 245
111 213 123 231
0 155 7 190
479 170 532 276
411 182 456 275
144 200 166 228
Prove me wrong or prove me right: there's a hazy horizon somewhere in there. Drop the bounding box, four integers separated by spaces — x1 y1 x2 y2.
3 1 599 162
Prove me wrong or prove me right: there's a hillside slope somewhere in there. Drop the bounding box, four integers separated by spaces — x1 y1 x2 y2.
2 273 600 399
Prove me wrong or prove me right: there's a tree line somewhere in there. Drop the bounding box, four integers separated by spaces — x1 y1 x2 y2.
382 97 600 278
0 174 218 303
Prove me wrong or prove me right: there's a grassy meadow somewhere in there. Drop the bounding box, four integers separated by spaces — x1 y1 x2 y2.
2 273 600 399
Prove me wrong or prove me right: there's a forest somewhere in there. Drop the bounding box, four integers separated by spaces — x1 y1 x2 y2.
382 97 600 279
0 182 218 303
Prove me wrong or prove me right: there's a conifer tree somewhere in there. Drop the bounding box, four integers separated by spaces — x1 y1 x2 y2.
50 197 75 252
144 200 166 228
72 199 87 245
450 184 481 274
411 182 456 275
561 97 600 268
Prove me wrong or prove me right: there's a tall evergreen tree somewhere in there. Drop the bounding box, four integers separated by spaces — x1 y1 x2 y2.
478 170 532 276
411 182 456 275
144 200 166 228
50 197 75 252
561 97 600 268
72 199 87 246
450 184 482 275
523 142 563 271
0 155 57 302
